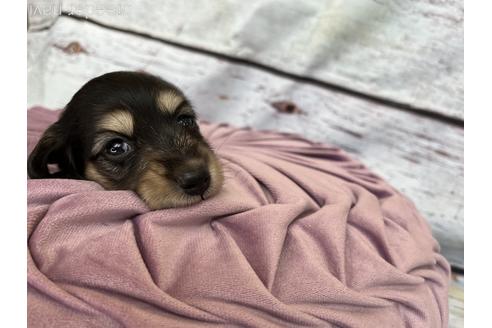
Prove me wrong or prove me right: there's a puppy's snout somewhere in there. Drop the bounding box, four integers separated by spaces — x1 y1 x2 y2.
176 169 210 196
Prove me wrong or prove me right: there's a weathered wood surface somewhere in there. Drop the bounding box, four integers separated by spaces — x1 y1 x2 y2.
27 17 463 267
60 0 464 120
449 273 464 328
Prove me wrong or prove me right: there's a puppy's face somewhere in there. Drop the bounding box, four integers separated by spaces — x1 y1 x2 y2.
28 71 223 209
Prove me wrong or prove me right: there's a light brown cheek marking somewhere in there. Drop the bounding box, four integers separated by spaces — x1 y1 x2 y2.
136 156 223 210
206 153 224 198
97 110 134 136
85 162 113 189
157 90 184 113
136 170 172 209
135 161 194 209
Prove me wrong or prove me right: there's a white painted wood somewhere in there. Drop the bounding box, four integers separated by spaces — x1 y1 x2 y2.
27 17 463 267
60 0 464 120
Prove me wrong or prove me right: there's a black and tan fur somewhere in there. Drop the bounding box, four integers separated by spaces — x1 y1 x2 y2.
28 71 224 209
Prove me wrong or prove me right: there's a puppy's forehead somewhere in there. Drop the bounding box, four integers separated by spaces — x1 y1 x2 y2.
97 110 134 136
157 89 184 113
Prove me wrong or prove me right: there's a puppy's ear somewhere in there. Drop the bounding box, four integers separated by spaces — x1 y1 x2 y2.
27 123 81 179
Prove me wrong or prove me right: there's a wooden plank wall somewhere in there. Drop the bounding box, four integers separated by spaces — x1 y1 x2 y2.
61 0 464 120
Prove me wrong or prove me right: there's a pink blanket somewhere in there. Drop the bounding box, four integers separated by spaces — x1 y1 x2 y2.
28 107 450 327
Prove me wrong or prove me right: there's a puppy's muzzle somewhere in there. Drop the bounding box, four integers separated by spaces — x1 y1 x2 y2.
176 168 211 196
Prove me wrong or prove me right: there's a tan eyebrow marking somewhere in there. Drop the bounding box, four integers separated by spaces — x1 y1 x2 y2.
157 89 184 113
97 110 134 136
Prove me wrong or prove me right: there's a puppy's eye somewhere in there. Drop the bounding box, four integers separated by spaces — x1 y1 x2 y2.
177 114 196 127
105 138 131 157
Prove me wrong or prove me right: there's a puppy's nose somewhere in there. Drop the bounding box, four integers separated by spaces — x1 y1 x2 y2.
177 169 211 196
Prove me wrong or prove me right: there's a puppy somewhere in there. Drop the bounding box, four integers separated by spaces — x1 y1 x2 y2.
28 71 224 209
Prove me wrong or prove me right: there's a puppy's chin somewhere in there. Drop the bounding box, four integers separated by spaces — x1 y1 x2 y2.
136 158 224 210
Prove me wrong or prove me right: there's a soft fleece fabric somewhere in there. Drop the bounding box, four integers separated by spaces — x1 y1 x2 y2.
28 107 450 327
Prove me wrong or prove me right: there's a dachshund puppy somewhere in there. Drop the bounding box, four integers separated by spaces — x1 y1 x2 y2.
28 71 224 209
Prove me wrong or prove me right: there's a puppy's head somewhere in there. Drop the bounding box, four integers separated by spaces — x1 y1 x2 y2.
28 71 223 209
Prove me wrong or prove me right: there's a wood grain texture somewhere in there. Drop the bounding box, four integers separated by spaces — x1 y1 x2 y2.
60 0 464 120
27 17 463 267
449 273 464 328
